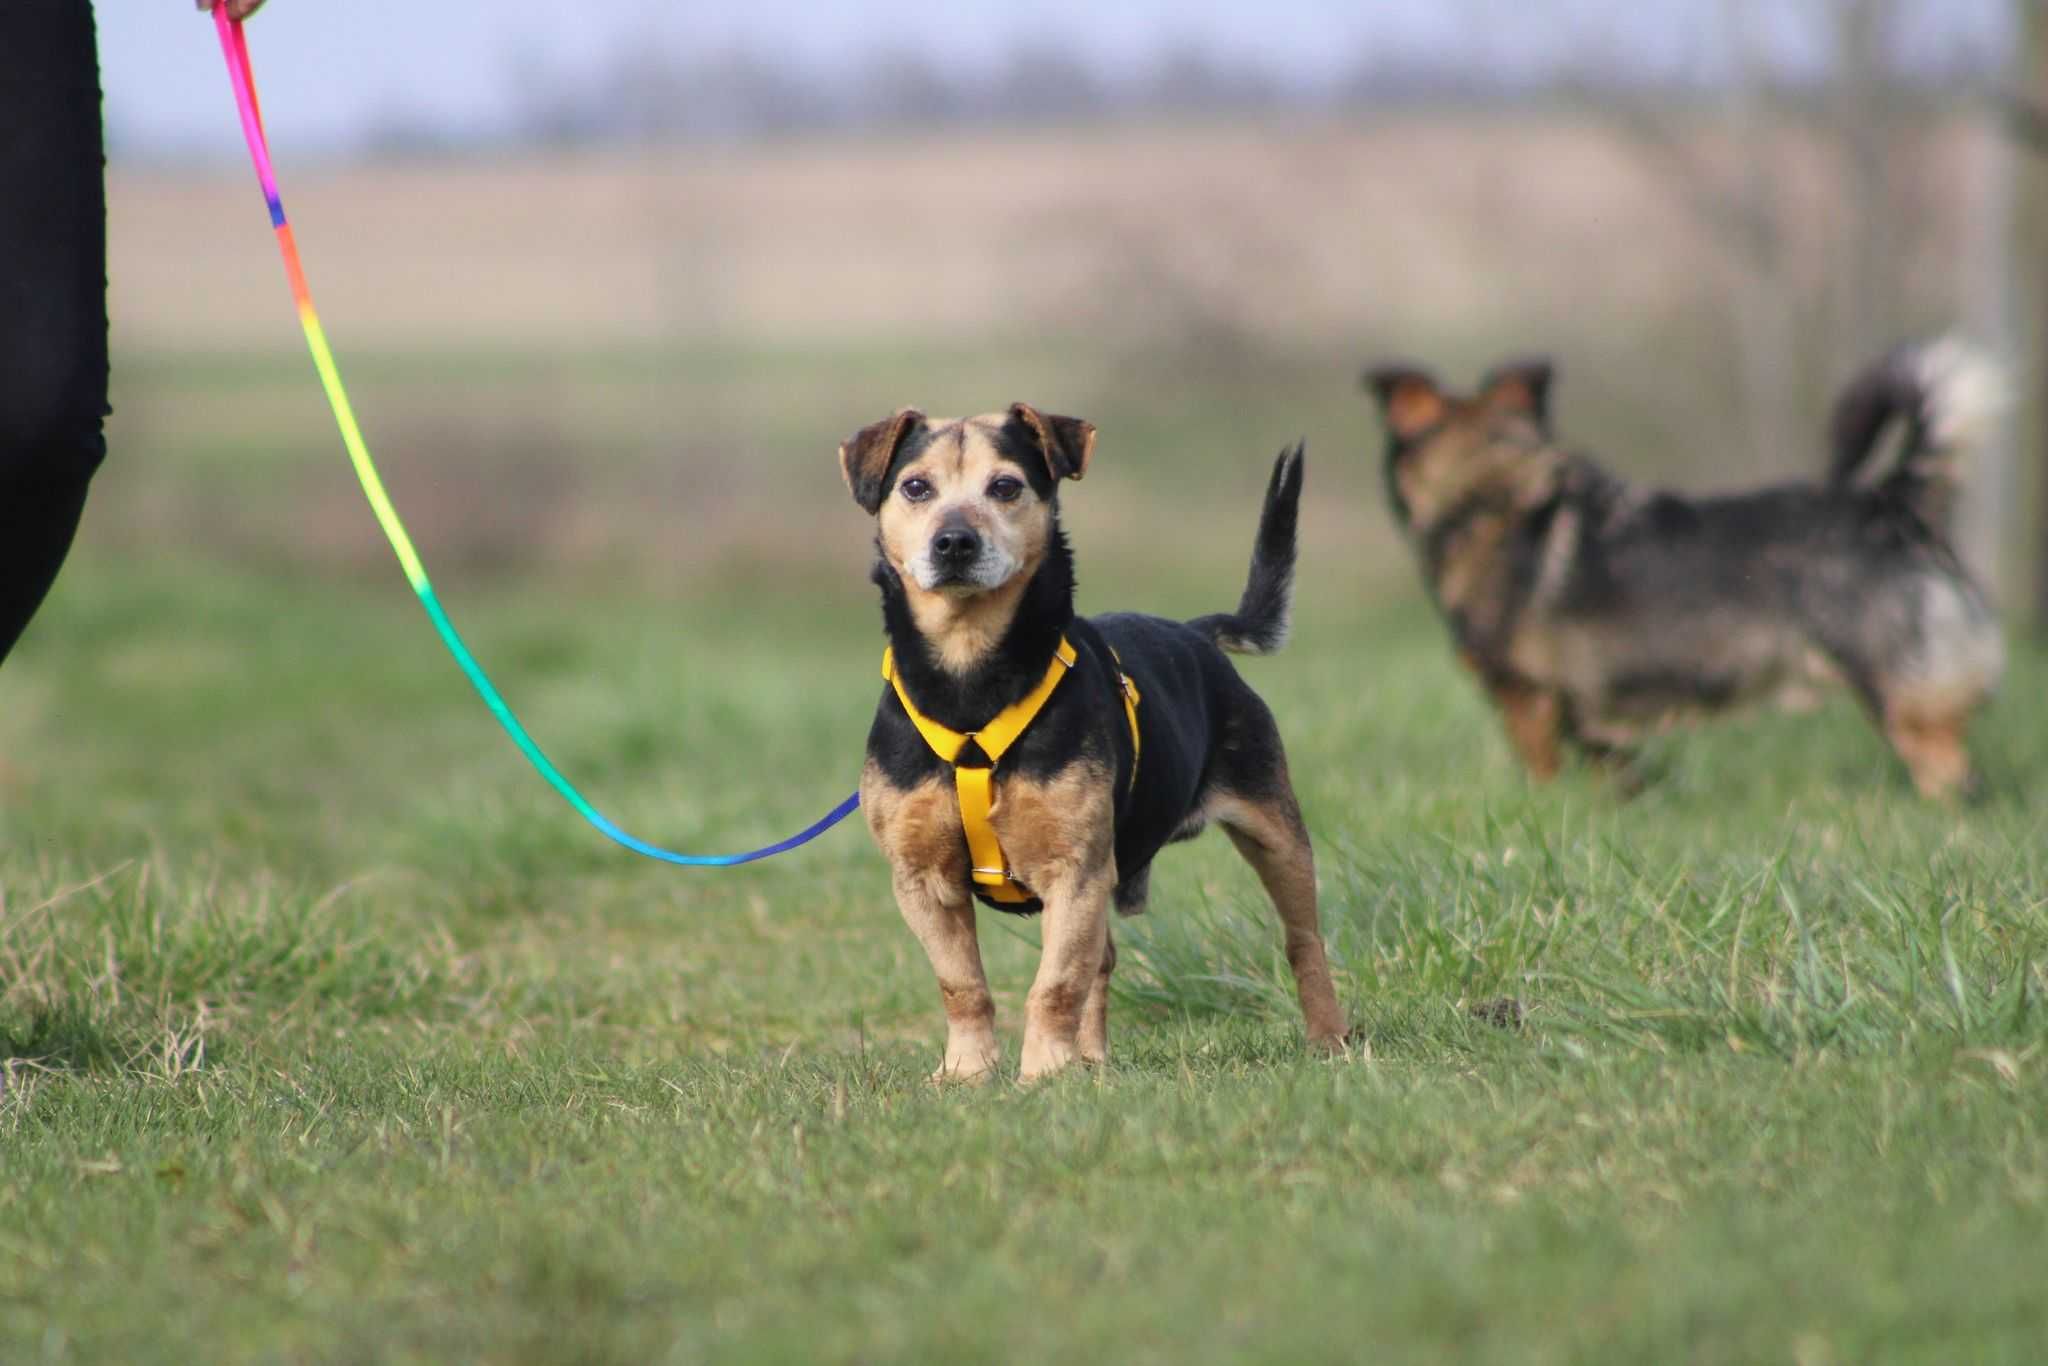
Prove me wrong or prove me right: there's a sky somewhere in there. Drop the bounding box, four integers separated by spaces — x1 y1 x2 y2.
99 0 2008 160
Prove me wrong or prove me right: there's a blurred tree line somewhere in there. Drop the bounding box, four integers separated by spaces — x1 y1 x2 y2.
372 0 2046 630
482 6 1999 149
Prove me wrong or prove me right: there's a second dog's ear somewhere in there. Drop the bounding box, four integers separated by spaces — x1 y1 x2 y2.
1479 359 1554 430
1007 403 1095 483
1363 365 1446 442
839 408 924 514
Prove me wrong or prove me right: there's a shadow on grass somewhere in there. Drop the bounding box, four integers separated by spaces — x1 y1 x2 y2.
0 1005 126 1074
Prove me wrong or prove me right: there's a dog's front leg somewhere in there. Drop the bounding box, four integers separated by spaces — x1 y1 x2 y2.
866 768 1002 1081
1488 678 1563 781
997 765 1117 1081
1077 927 1115 1065
1020 868 1114 1080
891 867 1003 1081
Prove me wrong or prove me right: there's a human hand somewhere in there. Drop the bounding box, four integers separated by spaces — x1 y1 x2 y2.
195 0 268 19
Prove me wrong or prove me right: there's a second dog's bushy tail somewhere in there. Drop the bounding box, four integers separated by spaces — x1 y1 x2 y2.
1827 337 2005 527
1191 441 1304 656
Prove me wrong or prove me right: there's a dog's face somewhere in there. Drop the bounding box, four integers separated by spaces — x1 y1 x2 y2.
839 405 1094 597
1364 359 1553 534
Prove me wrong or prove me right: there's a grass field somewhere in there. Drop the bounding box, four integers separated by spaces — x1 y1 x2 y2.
2 106 2038 1360
4 547 2046 1362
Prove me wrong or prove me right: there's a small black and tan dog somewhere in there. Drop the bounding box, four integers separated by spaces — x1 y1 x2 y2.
840 405 1346 1080
1364 341 2004 798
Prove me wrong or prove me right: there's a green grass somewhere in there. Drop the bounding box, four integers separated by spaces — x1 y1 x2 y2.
4 556 2047 1364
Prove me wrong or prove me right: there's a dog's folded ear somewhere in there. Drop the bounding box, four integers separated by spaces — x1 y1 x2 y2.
1363 364 1446 442
839 408 925 514
1007 403 1095 483
1479 359 1554 431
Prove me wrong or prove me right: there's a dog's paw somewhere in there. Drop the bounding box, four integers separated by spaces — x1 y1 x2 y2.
1018 1037 1079 1082
931 1047 1001 1086
1305 1026 1357 1058
930 1031 1003 1085
929 1064 997 1087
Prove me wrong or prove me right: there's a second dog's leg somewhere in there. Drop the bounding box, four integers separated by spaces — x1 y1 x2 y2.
1462 654 1563 781
1882 702 1977 801
1490 680 1563 780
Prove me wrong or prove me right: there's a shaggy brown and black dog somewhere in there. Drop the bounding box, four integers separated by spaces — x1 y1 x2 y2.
1364 341 2005 798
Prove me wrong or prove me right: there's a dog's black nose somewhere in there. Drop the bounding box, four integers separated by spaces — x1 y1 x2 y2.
931 526 981 564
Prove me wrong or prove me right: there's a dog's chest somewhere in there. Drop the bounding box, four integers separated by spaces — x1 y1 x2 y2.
861 769 967 874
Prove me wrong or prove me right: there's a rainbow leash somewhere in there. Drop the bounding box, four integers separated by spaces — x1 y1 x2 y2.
212 8 859 866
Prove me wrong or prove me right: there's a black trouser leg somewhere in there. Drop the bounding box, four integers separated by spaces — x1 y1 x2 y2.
0 0 110 668
0 473 93 663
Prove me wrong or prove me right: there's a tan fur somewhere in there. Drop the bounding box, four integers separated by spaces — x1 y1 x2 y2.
995 763 1120 1079
1489 678 1564 780
904 574 1037 675
1078 930 1116 1065
1880 689 1978 801
992 762 1118 888
1391 414 1558 537
1478 369 1547 420
1382 375 1446 440
860 761 1002 1081
1205 789 1347 1048
876 417 1054 675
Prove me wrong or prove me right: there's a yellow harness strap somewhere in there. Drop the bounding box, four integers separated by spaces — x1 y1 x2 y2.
1112 649 1141 782
882 636 1140 905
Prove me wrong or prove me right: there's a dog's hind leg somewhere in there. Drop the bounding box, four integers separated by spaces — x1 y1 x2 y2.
1077 869 1150 1065
1212 788 1348 1050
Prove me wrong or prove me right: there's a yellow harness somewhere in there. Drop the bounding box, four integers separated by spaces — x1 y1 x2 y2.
882 636 1141 905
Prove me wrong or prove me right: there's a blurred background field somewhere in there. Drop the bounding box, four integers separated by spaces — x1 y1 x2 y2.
84 0 2041 602
7 3 2048 1361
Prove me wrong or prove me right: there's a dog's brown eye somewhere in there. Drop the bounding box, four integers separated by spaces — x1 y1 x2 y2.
900 477 933 502
988 476 1024 502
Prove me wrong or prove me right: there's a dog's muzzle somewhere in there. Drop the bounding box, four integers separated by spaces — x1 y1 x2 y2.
910 509 1016 591
924 520 985 586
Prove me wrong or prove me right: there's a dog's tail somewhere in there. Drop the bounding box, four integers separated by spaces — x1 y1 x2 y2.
1190 441 1304 656
1826 337 2006 527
